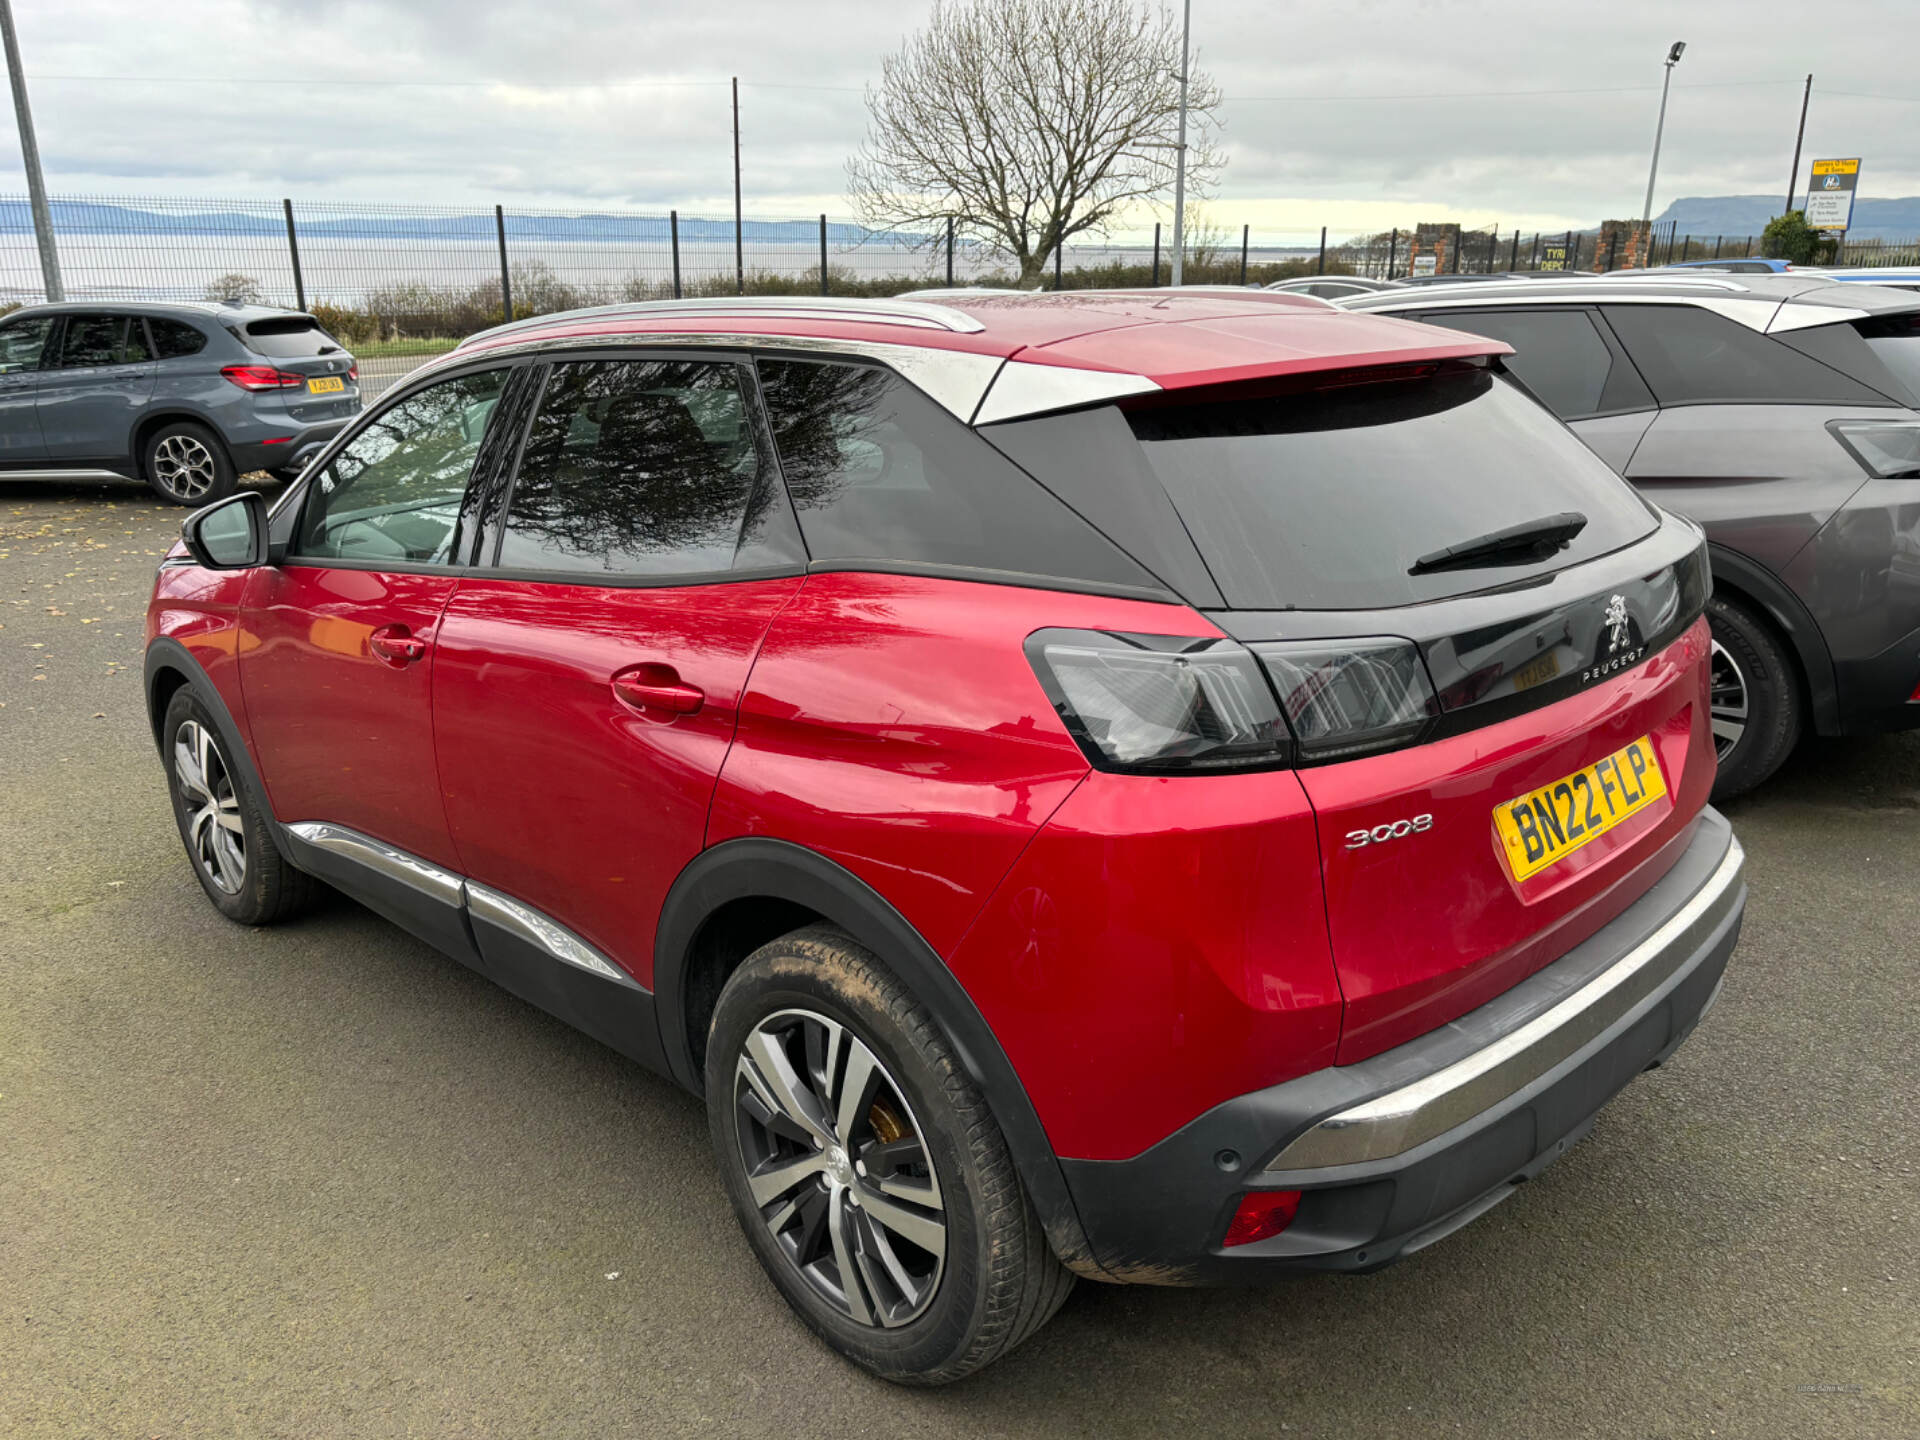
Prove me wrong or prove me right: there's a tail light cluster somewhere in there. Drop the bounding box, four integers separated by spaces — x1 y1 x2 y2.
220 364 309 392
1026 629 1439 773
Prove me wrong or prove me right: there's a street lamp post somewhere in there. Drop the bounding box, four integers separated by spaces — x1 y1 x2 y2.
1169 0 1192 287
1641 41 1686 227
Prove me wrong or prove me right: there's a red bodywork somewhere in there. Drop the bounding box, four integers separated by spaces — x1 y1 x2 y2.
147 292 1715 1170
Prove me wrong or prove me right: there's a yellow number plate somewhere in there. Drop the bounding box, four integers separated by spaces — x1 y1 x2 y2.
307 375 345 394
1494 735 1668 881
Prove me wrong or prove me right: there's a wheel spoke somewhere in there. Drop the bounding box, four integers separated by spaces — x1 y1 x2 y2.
746 1151 827 1210
173 735 210 802
740 1029 831 1147
832 1035 881 1147
1711 715 1746 745
213 796 245 835
827 1190 876 1325
854 1185 946 1261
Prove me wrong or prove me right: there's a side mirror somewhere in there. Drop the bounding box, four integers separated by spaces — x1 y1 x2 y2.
181 491 269 570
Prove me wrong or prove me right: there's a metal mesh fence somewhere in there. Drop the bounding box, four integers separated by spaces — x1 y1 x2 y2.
5 194 1917 352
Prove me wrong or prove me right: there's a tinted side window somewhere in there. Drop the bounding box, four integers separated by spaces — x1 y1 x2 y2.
1432 309 1646 419
0 316 55 372
497 358 762 577
296 368 509 565
757 358 1157 588
149 318 208 359
57 315 127 368
123 319 152 363
1603 304 1884 406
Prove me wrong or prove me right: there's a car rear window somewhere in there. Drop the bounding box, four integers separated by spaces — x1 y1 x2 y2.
1126 368 1659 610
241 316 340 357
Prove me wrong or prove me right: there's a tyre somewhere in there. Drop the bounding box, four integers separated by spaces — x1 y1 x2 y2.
144 421 236 505
706 926 1074 1384
162 688 315 924
1705 592 1802 801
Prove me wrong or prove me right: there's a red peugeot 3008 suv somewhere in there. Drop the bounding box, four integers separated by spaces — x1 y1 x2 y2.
146 292 1746 1383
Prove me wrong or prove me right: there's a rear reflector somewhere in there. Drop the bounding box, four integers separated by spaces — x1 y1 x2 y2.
1223 1190 1303 1248
220 364 307 391
261 436 292 445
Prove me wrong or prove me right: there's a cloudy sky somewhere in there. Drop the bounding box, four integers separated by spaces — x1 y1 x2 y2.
5 0 1915 238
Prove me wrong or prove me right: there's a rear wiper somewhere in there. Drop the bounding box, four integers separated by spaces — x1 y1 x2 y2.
1410 511 1588 575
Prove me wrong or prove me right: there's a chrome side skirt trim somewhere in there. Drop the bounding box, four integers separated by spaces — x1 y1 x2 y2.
464 880 640 990
1267 835 1746 1173
287 821 464 908
1 467 138 482
285 821 641 991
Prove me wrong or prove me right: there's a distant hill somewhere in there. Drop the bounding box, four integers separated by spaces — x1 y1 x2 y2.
1652 194 1920 240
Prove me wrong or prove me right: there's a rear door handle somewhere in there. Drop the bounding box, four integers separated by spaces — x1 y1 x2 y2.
612 664 704 716
369 624 428 665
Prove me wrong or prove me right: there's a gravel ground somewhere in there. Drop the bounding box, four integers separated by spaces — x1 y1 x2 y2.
1 480 1915 1439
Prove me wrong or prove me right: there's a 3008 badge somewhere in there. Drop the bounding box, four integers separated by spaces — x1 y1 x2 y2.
1345 814 1434 848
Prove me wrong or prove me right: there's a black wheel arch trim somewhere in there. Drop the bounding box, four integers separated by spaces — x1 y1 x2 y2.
130 408 228 472
1705 543 1839 736
143 636 295 864
652 835 1106 1277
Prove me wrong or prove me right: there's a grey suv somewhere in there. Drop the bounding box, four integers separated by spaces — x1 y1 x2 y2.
1342 274 1920 797
0 301 360 505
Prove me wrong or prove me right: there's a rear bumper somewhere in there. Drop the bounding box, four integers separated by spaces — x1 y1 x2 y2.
227 416 352 475
1057 807 1745 1284
1832 620 1920 736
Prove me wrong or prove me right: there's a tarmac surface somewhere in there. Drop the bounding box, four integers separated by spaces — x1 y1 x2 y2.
1 480 1915 1438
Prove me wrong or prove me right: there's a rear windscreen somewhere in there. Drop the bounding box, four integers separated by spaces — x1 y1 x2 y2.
241 317 340 357
1128 369 1658 610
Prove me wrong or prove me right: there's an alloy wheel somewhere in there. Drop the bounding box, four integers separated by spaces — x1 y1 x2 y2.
173 720 246 894
732 1007 947 1328
153 433 218 500
1708 639 1748 762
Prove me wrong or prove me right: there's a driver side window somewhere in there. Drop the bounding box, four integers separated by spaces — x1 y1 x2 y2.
295 368 509 564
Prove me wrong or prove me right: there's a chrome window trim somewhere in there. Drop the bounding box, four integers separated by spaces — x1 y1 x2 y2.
415 333 1007 422
464 880 640 990
1266 835 1745 1173
1766 303 1871 333
286 821 464 908
971 359 1162 425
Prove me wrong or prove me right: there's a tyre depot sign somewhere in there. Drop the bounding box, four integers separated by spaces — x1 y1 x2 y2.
1806 158 1862 231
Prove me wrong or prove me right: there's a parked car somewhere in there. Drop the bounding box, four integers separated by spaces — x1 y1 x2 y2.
146 291 1744 1383
1342 273 1920 796
0 300 360 504
1264 275 1405 299
1799 266 1920 294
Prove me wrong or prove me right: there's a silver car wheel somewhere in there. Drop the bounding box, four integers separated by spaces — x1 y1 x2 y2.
1709 639 1749 762
173 720 246 894
733 1007 947 1329
153 433 218 500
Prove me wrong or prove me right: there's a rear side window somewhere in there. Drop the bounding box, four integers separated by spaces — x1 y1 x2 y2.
243 317 340 358
756 357 1156 589
1602 304 1884 406
56 315 129 368
149 318 208 359
1855 314 1920 407
1130 368 1659 610
497 358 762 577
1422 308 1651 418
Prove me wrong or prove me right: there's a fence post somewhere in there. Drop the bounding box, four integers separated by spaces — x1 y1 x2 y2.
1713 235 1722 259
1386 228 1398 280
819 214 829 296
282 198 305 312
1681 235 1691 262
1239 224 1249 285
1451 224 1462 273
670 210 682 299
1509 229 1519 272
945 217 954 287
1317 226 1326 275
1151 223 1161 286
1530 233 1541 267
1606 230 1618 271
1054 238 1063 290
494 205 512 321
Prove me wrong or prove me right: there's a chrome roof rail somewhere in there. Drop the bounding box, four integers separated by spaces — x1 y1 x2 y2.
1587 274 1752 292
466 294 987 345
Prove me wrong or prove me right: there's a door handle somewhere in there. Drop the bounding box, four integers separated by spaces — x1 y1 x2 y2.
368 624 428 665
612 664 704 716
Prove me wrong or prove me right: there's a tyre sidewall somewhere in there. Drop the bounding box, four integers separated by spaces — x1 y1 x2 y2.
706 945 994 1382
146 422 237 506
162 689 279 923
1706 594 1801 800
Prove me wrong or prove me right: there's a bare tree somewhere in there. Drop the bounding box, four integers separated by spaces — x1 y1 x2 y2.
848 0 1221 288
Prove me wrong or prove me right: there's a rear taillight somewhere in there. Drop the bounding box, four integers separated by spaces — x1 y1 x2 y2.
346 363 358 381
1028 629 1442 772
1223 1190 1302 1247
1026 630 1290 773
220 364 307 392
1254 639 1440 763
